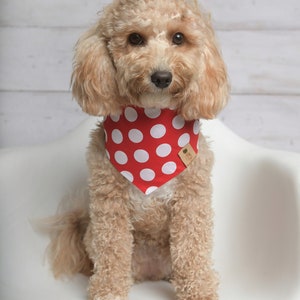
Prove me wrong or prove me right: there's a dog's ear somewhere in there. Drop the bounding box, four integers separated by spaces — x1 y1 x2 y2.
198 37 229 119
71 25 121 116
180 20 229 120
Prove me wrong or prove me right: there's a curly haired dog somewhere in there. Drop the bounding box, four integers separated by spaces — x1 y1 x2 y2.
45 0 229 299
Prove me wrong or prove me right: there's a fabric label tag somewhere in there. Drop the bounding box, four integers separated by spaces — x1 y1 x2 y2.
178 143 197 167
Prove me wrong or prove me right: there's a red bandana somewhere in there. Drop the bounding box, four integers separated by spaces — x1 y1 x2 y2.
103 106 200 195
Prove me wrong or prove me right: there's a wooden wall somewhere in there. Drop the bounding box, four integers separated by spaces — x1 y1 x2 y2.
0 0 299 151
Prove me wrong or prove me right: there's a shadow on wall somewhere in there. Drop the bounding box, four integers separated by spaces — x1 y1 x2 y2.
228 159 299 298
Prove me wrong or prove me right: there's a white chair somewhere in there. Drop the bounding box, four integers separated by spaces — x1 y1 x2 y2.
1 118 300 300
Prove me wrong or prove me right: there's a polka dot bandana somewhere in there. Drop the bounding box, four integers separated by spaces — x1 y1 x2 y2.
104 106 200 195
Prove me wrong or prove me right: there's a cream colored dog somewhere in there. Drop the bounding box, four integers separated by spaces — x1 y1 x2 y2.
45 0 229 299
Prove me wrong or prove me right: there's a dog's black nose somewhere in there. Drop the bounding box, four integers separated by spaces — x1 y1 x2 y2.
151 71 172 89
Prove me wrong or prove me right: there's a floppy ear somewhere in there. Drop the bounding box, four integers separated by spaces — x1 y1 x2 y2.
71 25 121 116
180 19 229 120
198 38 229 119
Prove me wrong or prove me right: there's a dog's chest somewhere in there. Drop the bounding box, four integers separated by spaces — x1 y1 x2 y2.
128 180 176 234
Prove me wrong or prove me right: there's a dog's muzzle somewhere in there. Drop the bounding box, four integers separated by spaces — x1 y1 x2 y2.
151 71 172 89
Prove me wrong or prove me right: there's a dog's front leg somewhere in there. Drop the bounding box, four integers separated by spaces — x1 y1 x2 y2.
85 192 133 300
169 191 218 300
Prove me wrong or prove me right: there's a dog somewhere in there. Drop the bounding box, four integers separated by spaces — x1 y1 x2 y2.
45 0 229 299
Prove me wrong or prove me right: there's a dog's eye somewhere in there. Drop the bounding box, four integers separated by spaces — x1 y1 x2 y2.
128 33 145 46
172 32 185 45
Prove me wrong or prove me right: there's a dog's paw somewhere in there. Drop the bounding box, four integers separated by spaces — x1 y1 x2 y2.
175 284 218 300
178 297 217 300
94 296 126 300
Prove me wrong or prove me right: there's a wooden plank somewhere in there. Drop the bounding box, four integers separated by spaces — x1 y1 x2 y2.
0 91 86 147
1 28 300 94
0 0 109 28
0 27 78 91
0 92 299 151
219 95 300 152
0 0 299 30
218 30 300 95
204 0 300 30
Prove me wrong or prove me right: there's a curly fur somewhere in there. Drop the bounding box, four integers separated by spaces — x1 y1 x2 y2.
45 0 229 299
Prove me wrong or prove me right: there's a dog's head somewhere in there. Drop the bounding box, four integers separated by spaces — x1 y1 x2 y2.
72 0 229 120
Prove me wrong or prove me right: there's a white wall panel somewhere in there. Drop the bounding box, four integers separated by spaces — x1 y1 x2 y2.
1 0 299 30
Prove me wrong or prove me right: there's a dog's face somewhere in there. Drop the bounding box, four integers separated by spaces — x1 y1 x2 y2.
72 0 229 120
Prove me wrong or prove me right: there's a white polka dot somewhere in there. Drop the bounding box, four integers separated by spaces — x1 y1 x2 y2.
114 151 128 165
140 169 155 182
134 149 149 163
121 171 134 182
110 114 120 122
162 161 177 175
193 119 200 135
124 107 138 122
178 133 190 147
128 129 143 143
144 108 161 119
172 115 185 130
145 186 158 195
111 129 123 144
156 143 172 157
150 124 166 139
